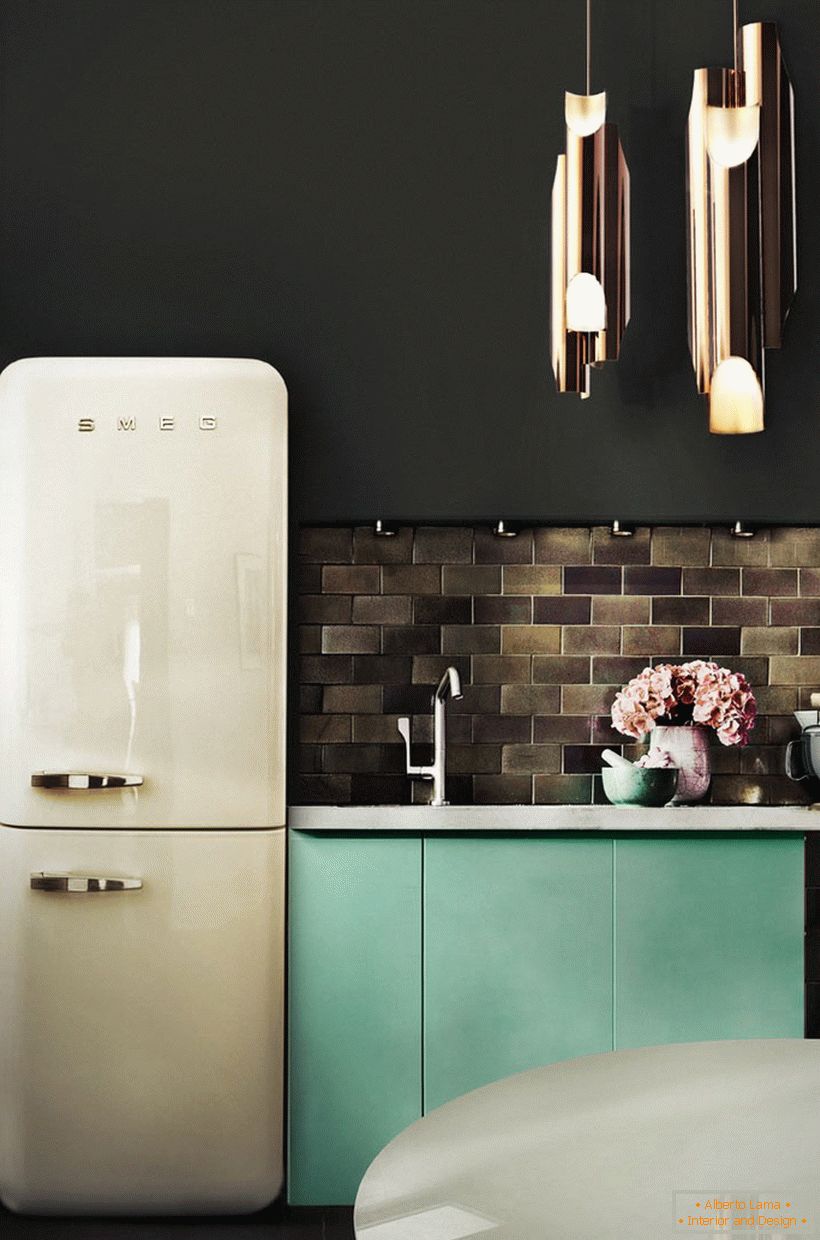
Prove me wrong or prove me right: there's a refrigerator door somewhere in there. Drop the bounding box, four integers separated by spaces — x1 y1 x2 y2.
0 826 285 1216
0 357 287 829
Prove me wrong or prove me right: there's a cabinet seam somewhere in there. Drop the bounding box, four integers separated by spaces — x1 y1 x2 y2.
612 838 617 1052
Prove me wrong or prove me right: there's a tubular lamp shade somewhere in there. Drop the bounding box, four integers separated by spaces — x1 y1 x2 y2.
709 356 764 434
566 273 607 332
565 91 607 137
706 104 760 167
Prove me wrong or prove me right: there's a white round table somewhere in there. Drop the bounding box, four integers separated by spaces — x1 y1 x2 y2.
354 1039 820 1239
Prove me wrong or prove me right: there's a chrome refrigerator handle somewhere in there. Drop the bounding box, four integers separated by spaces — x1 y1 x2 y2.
31 772 144 789
31 873 143 893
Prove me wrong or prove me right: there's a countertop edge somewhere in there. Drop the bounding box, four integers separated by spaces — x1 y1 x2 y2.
287 804 817 832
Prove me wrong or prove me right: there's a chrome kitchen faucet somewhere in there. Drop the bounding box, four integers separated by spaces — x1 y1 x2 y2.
397 666 463 806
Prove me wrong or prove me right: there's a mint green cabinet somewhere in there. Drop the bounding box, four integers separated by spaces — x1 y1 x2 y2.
614 834 804 1048
287 833 422 1205
287 829 805 1205
423 836 613 1111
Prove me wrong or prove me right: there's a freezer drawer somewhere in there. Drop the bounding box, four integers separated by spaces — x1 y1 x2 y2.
0 826 285 1215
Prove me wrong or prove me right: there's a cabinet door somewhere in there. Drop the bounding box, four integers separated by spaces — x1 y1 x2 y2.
424 835 614 1113
615 834 805 1049
288 833 422 1205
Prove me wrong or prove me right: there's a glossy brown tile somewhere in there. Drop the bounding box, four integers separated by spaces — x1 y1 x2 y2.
383 625 441 655
535 595 592 623
447 744 502 774
298 594 353 623
741 627 798 655
742 567 798 596
770 598 820 625
502 565 561 595
323 684 382 713
502 625 561 654
382 564 441 594
473 715 532 743
622 625 681 655
562 625 620 654
382 683 435 713
770 656 820 685
323 564 381 594
502 744 561 773
625 566 681 595
533 714 592 743
683 567 739 595
532 655 591 684
300 714 351 743
414 595 472 624
681 627 741 656
322 625 380 654
561 683 620 713
592 656 649 683
353 594 412 624
592 595 650 624
473 654 531 683
565 565 621 594
353 655 412 684
353 714 407 743
710 596 767 626
652 595 709 624
442 564 501 595
300 654 353 684
500 684 560 714
442 625 500 654
475 595 533 624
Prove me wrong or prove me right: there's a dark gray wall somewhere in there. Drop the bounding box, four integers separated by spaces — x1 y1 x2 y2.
1 0 817 523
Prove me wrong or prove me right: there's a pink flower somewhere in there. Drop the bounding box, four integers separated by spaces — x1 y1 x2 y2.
611 659 756 747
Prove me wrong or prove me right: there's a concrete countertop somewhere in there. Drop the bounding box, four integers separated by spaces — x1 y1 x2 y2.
288 804 817 832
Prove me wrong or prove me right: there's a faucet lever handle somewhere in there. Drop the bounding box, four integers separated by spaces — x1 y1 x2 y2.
397 717 425 776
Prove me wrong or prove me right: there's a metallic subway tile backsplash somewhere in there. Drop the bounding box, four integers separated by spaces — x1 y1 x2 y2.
295 525 820 807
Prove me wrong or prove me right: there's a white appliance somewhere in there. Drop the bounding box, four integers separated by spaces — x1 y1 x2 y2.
0 357 287 1215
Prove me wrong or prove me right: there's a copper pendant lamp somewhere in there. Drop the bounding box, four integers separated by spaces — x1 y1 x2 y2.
686 0 796 433
551 0 630 399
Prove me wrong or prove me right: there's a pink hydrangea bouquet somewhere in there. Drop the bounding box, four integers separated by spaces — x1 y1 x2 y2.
611 660 756 747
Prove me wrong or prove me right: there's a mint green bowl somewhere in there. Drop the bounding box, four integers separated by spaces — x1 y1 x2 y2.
601 765 679 807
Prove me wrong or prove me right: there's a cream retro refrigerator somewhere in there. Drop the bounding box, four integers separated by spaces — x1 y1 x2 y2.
0 357 287 1215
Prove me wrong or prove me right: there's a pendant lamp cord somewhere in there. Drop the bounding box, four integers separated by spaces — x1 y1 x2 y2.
733 0 738 73
586 0 591 94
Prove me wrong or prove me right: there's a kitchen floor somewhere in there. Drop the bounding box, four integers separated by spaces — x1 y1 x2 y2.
0 1206 355 1239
